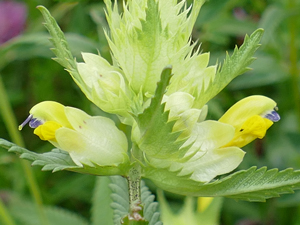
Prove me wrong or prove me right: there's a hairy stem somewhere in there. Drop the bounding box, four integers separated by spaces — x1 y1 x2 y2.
126 144 144 222
128 167 141 206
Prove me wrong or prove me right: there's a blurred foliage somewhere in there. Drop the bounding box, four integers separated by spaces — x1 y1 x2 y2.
0 0 300 224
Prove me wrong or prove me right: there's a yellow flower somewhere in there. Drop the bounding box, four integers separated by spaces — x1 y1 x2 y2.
19 101 128 167
19 101 72 141
219 95 280 148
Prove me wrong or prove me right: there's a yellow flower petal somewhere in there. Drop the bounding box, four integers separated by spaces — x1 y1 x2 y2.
33 121 62 141
223 115 273 147
219 95 279 148
219 95 276 129
30 101 72 128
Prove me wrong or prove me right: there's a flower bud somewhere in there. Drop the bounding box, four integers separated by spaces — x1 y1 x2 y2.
77 53 132 118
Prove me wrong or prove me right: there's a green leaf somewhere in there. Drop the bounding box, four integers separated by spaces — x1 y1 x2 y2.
108 177 161 225
133 0 164 95
0 138 128 176
195 28 264 108
91 177 114 225
109 176 129 225
199 167 300 202
144 166 300 202
144 166 202 195
8 193 89 225
37 6 75 69
136 66 188 159
141 181 162 225
37 5 89 95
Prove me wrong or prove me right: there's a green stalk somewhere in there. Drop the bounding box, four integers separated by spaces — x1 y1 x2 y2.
288 0 300 131
126 144 144 223
288 2 300 221
127 166 142 214
0 75 49 225
0 198 16 225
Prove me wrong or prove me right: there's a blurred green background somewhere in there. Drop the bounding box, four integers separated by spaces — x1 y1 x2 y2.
0 0 300 224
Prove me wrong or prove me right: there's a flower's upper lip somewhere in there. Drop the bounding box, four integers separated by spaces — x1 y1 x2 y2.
262 109 280 122
29 118 44 128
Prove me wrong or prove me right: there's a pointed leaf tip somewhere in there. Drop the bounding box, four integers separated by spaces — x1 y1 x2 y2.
135 66 187 159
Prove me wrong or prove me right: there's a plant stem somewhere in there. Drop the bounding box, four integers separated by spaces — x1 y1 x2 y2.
0 75 49 225
126 144 144 222
128 167 141 207
288 0 300 131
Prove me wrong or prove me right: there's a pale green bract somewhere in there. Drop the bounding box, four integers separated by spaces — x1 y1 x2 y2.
104 0 207 96
146 120 245 182
2 0 287 202
76 0 216 123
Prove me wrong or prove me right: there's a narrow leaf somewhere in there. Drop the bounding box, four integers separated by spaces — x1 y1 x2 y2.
137 66 172 131
37 5 87 93
136 66 187 159
144 165 300 202
196 28 264 107
0 138 128 176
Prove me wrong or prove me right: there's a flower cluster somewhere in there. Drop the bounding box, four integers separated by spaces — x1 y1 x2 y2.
20 0 279 188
